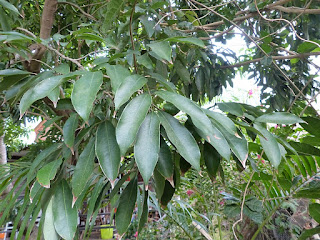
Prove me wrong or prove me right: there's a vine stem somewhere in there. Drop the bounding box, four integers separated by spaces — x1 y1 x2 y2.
232 171 255 240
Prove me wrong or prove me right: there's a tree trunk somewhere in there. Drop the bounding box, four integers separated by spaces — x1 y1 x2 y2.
0 134 12 195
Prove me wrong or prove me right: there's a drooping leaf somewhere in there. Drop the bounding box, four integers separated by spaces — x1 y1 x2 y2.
71 138 95 199
36 158 62 188
96 121 121 181
289 142 320 156
43 197 59 240
102 0 125 31
71 71 103 122
116 94 152 156
105 64 131 93
160 180 175 206
0 0 20 15
53 180 78 240
156 137 174 179
150 73 175 92
20 75 65 117
203 109 237 135
254 123 281 168
158 111 200 171
174 60 191 84
138 191 149 233
309 203 320 223
218 102 244 117
47 86 60 107
255 112 305 124
114 74 148 110
147 41 172 62
115 178 138 235
203 142 221 180
134 113 160 185
63 113 78 152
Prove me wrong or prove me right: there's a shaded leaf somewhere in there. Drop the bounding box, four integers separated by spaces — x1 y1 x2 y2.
158 111 200 171
0 0 20 15
156 137 174 179
43 197 59 240
63 113 78 152
167 37 205 48
53 180 78 240
309 203 320 223
115 178 138 235
71 138 95 198
96 121 121 181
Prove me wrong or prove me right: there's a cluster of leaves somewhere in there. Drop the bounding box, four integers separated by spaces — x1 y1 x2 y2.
0 0 320 239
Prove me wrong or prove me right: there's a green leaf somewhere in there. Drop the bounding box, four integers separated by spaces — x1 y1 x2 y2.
0 68 30 76
102 0 125 31
204 142 221 180
116 94 152 156
160 180 175 206
174 60 191 84
158 111 200 171
115 178 138 235
138 190 148 233
137 53 153 69
299 226 320 240
63 113 78 152
309 203 320 223
166 37 205 48
96 121 121 181
134 112 160 185
150 73 175 92
218 102 244 117
47 86 60 107
254 123 281 168
105 64 131 93
289 142 320 156
0 0 20 15
71 71 103 122
294 183 320 199
154 168 165 199
140 16 155 38
20 75 65 117
156 137 174 179
43 197 59 240
255 112 305 124
71 138 95 199
114 74 148 110
301 117 320 137
36 158 62 188
147 41 172 62
53 180 78 240
203 109 237 135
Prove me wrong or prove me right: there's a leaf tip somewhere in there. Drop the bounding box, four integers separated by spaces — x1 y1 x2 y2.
72 195 77 208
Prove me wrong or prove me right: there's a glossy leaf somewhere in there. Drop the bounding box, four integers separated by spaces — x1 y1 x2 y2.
96 121 121 181
299 226 320 240
63 113 78 152
43 198 59 240
156 137 174 179
115 178 138 235
134 113 160 185
71 138 95 198
203 109 237 135
47 86 60 107
218 102 244 117
255 112 305 124
154 168 165 199
53 180 78 240
36 158 62 188
116 94 152 156
138 191 148 233
114 74 148 110
20 75 65 117
105 64 131 93
71 71 103 122
254 123 281 168
147 41 172 62
158 111 200 171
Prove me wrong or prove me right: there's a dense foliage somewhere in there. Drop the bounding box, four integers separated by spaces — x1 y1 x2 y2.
0 0 320 239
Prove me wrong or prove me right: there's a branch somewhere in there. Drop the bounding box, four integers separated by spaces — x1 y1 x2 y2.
27 0 58 73
270 5 320 14
220 51 320 69
58 1 96 21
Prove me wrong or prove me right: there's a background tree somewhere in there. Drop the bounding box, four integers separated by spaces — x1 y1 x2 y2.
0 0 320 239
